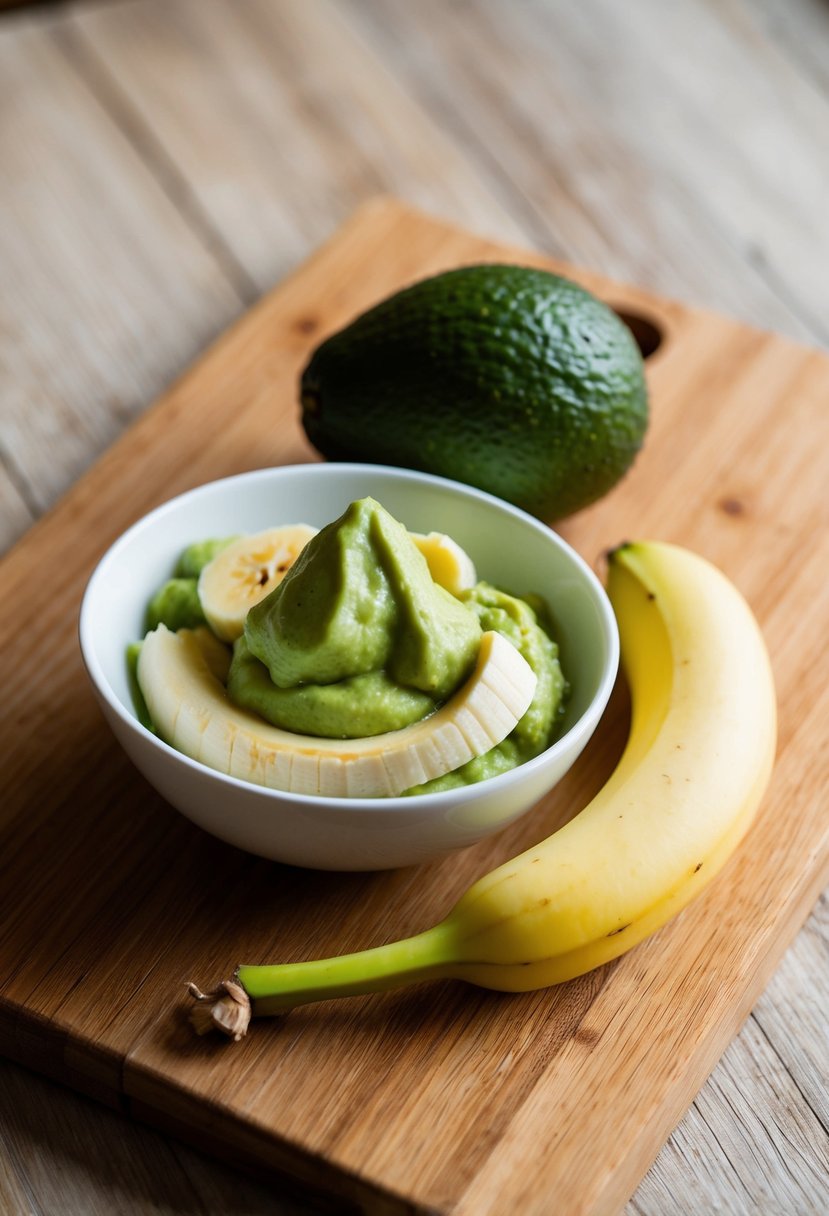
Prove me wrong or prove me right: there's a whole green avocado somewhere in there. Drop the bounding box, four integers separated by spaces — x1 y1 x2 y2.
300 265 649 521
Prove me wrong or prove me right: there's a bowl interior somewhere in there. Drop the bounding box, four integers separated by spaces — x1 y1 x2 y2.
82 464 616 764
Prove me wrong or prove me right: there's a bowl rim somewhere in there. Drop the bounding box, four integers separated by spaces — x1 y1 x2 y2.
79 462 620 812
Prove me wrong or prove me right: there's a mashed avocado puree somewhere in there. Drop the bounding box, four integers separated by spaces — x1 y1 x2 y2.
138 497 566 794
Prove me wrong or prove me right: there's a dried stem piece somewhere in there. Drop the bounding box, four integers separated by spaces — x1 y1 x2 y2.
187 979 251 1041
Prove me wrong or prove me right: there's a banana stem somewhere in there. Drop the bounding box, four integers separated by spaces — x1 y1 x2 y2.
237 922 456 1017
187 923 458 1038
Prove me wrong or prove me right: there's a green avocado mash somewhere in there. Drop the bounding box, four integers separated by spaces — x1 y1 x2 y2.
146 577 205 633
145 537 237 632
174 536 238 579
231 498 481 737
136 498 567 794
405 583 567 794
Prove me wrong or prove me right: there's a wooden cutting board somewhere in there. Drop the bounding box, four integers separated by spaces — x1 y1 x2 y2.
2 198 828 1216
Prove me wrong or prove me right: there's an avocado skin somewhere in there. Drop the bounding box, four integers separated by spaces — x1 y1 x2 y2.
300 265 649 521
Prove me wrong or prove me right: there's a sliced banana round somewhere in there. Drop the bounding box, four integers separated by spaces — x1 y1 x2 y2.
410 531 477 596
137 626 536 798
198 525 317 642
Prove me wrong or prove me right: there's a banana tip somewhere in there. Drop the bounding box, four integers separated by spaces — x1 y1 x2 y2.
605 540 634 563
187 979 251 1041
598 541 635 576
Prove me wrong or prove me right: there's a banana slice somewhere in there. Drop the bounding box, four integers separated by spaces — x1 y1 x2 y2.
198 525 317 642
411 531 477 596
191 626 232 684
137 626 536 798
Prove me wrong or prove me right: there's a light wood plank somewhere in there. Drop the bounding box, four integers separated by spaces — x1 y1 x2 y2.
0 470 35 554
737 0 829 99
345 0 828 347
631 892 829 1216
0 9 242 537
584 0 829 345
626 1016 829 1215
68 0 526 297
752 892 829 1132
0 1060 305 1216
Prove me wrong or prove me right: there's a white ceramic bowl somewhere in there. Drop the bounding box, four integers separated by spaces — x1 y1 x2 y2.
80 464 618 870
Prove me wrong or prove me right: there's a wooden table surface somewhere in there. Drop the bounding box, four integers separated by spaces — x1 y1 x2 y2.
1 1 827 1213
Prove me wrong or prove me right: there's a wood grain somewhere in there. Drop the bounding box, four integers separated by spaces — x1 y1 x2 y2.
1 199 828 1215
66 0 525 296
0 6 242 527
343 0 829 348
0 1058 311 1216
753 0 829 97
627 1016 829 1215
0 473 34 555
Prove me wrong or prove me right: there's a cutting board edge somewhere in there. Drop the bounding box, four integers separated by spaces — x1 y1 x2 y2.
126 1076 435 1216
319 197 829 361
566 835 829 1216
0 993 126 1111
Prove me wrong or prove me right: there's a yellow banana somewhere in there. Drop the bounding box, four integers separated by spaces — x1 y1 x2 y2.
410 531 477 595
198 525 318 642
188 541 776 1038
